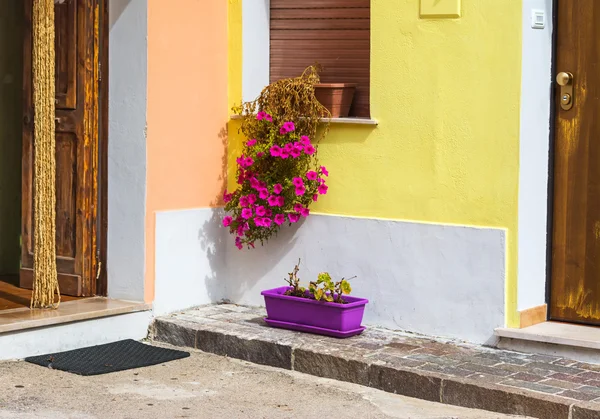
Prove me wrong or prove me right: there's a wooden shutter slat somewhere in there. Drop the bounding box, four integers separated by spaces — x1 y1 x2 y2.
271 0 370 8
270 1 370 117
271 8 370 19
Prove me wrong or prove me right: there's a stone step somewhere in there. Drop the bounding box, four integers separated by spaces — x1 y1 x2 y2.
150 304 600 419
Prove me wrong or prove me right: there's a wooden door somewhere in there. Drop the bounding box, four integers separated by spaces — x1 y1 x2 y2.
20 0 100 297
550 1 600 324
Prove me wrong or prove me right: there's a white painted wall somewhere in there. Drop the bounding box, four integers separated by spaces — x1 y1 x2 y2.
517 0 553 312
242 0 270 103
154 209 506 344
0 311 152 360
107 0 147 301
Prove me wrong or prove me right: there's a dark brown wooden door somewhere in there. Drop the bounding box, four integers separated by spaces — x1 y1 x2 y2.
20 0 100 297
550 1 600 324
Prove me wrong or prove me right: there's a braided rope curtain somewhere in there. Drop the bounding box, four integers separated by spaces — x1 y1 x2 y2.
31 0 60 308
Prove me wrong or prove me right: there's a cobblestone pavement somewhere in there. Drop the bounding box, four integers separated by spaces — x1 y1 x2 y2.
152 304 600 418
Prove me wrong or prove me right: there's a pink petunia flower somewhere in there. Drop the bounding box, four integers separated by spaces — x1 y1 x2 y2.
290 148 302 159
258 188 269 199
265 114 273 122
222 216 233 227
254 217 264 227
246 139 257 147
267 195 279 207
270 145 282 157
288 213 300 223
247 194 257 205
259 180 267 188
241 208 253 219
223 190 232 203
244 157 254 167
318 184 328 195
255 206 266 216
276 196 285 207
306 171 318 181
235 237 243 249
242 222 250 232
304 145 316 155
292 177 304 187
279 149 289 159
239 196 249 207
262 217 272 228
293 203 304 213
266 209 273 217
256 111 266 121
300 135 311 146
295 186 306 196
283 122 295 132
279 127 288 135
249 177 260 189
273 184 283 194
320 166 329 176
312 194 319 202
300 207 310 217
274 214 286 225
257 152 264 157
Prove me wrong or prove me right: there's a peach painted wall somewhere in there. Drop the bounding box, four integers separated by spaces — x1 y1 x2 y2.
145 0 229 302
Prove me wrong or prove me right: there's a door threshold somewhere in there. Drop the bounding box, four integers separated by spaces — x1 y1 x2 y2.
495 321 600 363
0 297 151 334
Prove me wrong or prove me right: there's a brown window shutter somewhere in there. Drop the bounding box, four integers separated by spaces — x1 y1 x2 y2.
270 0 370 118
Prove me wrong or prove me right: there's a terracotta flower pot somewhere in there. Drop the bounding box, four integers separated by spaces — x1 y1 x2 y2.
314 83 357 118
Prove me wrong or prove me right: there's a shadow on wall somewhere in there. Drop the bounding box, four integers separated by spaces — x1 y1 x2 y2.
109 0 132 29
198 123 302 303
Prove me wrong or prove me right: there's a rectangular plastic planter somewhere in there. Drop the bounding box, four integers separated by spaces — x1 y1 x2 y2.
261 286 368 338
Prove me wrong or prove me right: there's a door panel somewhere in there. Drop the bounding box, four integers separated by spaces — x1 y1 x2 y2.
21 0 99 297
550 1 600 324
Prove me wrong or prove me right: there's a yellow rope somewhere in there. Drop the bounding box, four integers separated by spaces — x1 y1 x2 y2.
31 0 60 309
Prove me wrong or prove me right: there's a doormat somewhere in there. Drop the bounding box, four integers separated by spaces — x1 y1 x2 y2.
25 339 190 376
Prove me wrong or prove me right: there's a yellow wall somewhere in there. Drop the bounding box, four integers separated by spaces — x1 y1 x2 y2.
228 0 522 326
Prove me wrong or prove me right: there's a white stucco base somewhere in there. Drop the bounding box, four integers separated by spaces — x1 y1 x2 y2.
0 311 152 361
154 208 506 344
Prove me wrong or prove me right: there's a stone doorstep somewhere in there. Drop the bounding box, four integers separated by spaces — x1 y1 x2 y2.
150 305 600 419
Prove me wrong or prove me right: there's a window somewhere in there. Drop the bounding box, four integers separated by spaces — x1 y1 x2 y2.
269 0 371 118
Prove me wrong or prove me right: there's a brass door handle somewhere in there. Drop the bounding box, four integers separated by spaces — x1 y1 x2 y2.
557 72 573 110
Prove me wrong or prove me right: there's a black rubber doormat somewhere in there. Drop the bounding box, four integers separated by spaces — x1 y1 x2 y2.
25 339 190 376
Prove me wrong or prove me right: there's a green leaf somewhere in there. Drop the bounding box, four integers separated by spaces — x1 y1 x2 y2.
340 280 352 295
324 294 334 302
315 289 324 301
317 272 331 284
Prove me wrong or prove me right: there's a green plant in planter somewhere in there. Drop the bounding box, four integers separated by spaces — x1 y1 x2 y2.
223 66 332 249
284 260 355 304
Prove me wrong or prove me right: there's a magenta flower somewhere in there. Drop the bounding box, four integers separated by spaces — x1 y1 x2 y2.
300 135 311 146
279 149 289 159
247 194 257 205
222 216 233 227
270 145 282 157
318 184 328 195
320 166 329 176
273 184 283 194
318 178 325 184
279 127 287 135
306 171 318 181
283 121 295 132
249 177 260 189
293 203 303 213
255 205 266 216
312 194 319 202
256 111 266 121
290 148 302 158
259 180 267 188
223 190 232 203
265 114 273 122
246 139 257 147
241 208 253 219
244 157 254 167
295 186 306 196
266 209 273 217
300 207 310 217
274 214 286 225
276 196 285 207
242 222 250 232
254 217 264 227
283 143 293 153
257 152 264 157
235 237 243 249
267 195 279 207
262 217 272 228
304 145 316 155
292 177 304 187
258 188 269 199
288 213 300 223
239 196 249 207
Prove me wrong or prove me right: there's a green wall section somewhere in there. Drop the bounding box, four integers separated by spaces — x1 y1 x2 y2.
0 0 23 275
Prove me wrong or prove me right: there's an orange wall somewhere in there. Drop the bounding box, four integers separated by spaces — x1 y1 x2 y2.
146 0 229 302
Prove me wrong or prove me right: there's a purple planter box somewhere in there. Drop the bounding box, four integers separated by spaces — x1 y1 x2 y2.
261 286 369 338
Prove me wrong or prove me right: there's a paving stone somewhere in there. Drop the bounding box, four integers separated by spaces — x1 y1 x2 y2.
527 354 563 363
369 364 441 402
442 379 572 419
558 390 598 402
512 372 545 383
526 362 584 375
539 378 582 390
575 362 600 372
377 354 426 369
293 348 370 387
152 318 197 349
579 371 600 381
577 386 600 397
584 379 600 387
473 351 531 366
553 358 580 367
406 353 463 368
499 379 563 394
572 404 600 419
465 373 508 385
457 362 513 377
550 372 590 384
495 363 553 378
418 363 473 378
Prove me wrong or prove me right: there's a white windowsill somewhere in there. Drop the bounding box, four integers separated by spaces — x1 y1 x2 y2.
230 115 378 126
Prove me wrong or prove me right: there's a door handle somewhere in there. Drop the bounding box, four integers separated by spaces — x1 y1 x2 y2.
556 71 573 111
